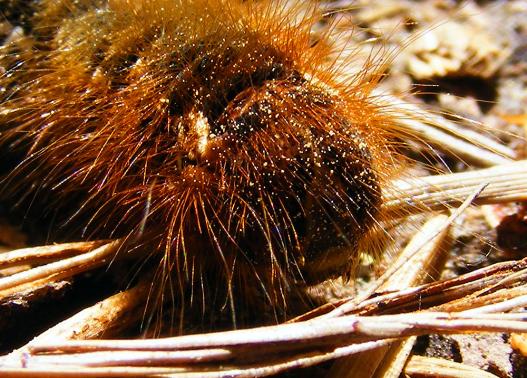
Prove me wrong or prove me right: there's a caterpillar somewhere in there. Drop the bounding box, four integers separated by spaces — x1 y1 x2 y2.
0 0 413 328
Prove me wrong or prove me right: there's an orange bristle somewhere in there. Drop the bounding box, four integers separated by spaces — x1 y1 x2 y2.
0 0 404 326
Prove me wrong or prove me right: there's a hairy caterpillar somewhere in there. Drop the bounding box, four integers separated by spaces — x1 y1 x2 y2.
0 0 424 329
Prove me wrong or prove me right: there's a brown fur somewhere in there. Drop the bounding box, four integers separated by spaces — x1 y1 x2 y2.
0 0 402 326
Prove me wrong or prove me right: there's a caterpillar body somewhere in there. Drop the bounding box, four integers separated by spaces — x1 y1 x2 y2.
0 0 400 324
